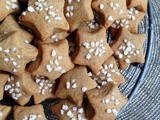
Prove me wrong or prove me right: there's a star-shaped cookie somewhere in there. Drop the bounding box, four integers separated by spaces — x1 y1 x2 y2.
0 73 9 100
33 75 57 104
0 105 11 120
88 56 125 87
111 7 145 40
64 0 94 32
111 28 145 69
19 0 69 40
127 0 148 12
73 27 113 73
0 0 20 21
4 71 39 105
0 31 38 76
0 15 33 43
14 105 47 120
55 66 97 106
92 0 127 28
51 99 87 120
86 83 128 120
28 40 74 81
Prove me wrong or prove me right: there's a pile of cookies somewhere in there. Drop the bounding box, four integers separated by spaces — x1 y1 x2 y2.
0 0 148 119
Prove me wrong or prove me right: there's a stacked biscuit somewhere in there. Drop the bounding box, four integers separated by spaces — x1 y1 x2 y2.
0 0 147 120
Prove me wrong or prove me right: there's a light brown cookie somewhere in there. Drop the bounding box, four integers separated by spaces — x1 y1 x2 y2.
33 75 57 104
14 105 47 120
88 56 125 87
0 73 9 100
111 7 145 40
64 0 94 32
0 105 11 120
127 0 148 12
111 28 145 69
0 31 38 76
51 99 87 120
28 40 74 81
86 82 128 120
4 71 39 105
0 0 20 21
19 0 69 40
73 27 113 74
55 66 97 106
92 0 127 28
0 15 33 43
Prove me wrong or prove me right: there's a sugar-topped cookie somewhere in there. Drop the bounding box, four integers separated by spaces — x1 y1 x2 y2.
28 40 74 81
55 66 97 106
64 0 94 32
4 71 39 105
111 29 145 69
0 105 11 120
51 99 87 120
73 27 113 73
19 0 69 40
0 73 9 100
0 0 20 21
92 0 127 28
86 83 128 120
88 56 125 87
33 75 57 104
14 105 47 120
0 31 38 76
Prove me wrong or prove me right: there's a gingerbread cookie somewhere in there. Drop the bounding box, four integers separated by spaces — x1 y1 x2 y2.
73 27 113 73
0 15 33 43
92 0 127 28
33 75 57 104
55 66 97 106
64 0 94 32
88 56 125 87
0 105 11 120
0 0 20 21
0 31 38 76
0 73 9 100
127 0 148 12
111 28 145 69
4 71 39 105
14 105 47 120
19 0 69 40
86 83 128 120
28 40 74 81
51 99 87 120
111 7 145 40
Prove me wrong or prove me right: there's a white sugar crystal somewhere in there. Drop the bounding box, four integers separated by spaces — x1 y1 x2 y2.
72 83 77 89
4 58 9 62
27 6 35 12
4 49 10 53
78 108 84 113
106 109 112 113
125 59 130 63
12 4 18 9
108 15 113 21
46 65 52 72
0 47 2 51
51 50 56 56
86 53 91 60
100 3 104 9
22 12 26 15
66 82 71 89
0 111 2 117
81 87 87 92
62 104 68 111
60 110 64 115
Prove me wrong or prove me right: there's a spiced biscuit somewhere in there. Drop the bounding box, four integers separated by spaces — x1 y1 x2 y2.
0 31 38 76
0 15 33 43
19 0 69 40
0 0 20 21
0 105 11 120
33 75 57 104
92 0 127 28
88 56 125 87
51 99 87 120
64 0 94 32
28 40 74 81
14 105 47 120
55 66 97 106
111 29 145 69
73 27 113 74
78 19 100 33
86 83 128 120
4 71 39 105
111 7 145 40
127 0 148 12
